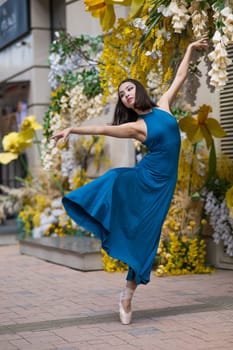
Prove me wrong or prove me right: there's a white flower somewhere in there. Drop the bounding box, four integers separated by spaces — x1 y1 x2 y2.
221 7 232 18
204 192 233 256
52 209 64 217
133 18 147 32
51 198 63 208
167 0 190 33
32 227 42 239
157 5 173 17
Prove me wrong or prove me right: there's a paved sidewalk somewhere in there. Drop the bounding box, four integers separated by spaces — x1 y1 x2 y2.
0 244 233 350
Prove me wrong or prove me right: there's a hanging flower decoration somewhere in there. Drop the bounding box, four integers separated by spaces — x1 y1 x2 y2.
134 0 233 89
0 116 42 165
207 5 233 88
179 105 226 149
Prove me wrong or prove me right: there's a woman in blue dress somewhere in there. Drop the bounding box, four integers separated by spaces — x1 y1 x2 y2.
53 38 208 325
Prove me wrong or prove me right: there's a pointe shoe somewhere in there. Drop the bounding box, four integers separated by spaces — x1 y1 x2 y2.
119 288 134 325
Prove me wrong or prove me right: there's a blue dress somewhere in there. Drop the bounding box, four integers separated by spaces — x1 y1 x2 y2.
62 108 181 284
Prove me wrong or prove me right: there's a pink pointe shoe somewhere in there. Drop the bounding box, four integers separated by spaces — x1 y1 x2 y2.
119 288 134 325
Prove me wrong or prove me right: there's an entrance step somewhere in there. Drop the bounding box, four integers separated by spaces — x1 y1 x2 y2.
19 236 103 271
0 219 18 245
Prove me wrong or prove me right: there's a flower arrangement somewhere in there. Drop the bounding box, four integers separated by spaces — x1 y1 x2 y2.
99 5 189 102
93 0 233 98
14 32 109 239
5 18 231 275
41 32 105 176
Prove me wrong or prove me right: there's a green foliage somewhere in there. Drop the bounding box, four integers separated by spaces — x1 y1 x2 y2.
50 31 103 63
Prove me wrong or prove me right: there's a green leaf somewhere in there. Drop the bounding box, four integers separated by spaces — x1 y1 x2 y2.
206 139 217 184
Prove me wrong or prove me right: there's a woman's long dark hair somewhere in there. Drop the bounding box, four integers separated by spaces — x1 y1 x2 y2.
112 79 156 125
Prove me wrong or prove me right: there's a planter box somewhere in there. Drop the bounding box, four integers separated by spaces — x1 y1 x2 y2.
205 237 233 270
19 236 103 271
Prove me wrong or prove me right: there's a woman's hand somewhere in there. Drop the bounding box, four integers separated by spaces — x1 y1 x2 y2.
52 127 72 145
188 37 209 51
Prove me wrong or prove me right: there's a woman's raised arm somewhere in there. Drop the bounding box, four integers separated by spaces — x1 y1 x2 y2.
158 37 209 110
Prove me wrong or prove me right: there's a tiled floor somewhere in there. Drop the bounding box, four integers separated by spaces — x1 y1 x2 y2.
0 244 233 349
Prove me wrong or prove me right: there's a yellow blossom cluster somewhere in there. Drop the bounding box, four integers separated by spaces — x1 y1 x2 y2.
18 194 51 237
217 154 233 185
155 234 213 276
44 216 76 237
71 169 90 190
177 139 208 193
101 249 128 272
0 116 42 165
226 186 233 218
99 2 188 102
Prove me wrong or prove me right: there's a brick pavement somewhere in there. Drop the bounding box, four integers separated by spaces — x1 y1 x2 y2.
0 244 233 350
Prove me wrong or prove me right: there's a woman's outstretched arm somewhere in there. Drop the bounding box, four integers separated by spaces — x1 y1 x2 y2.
158 37 209 109
52 119 147 145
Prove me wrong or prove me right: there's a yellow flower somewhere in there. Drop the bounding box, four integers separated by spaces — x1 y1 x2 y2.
0 152 18 164
0 132 31 164
0 115 41 165
179 104 226 148
226 186 233 218
201 219 208 225
2 132 28 153
20 115 42 132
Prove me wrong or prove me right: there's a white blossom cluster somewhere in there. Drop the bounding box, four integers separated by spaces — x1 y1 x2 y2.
60 135 78 185
147 68 164 97
204 190 233 256
42 85 104 177
61 84 104 124
32 198 65 238
158 1 210 37
189 1 209 39
48 32 102 90
133 18 147 32
158 0 190 33
48 52 82 90
208 6 233 88
41 112 66 173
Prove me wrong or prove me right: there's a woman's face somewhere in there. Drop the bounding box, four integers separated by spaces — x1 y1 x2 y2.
119 82 136 109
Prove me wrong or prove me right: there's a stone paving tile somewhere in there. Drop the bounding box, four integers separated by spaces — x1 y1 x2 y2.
0 341 19 350
0 245 233 350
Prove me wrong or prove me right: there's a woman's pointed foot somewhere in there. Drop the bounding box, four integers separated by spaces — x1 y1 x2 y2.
119 288 134 325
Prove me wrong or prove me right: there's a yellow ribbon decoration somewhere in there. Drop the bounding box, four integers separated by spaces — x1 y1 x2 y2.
84 0 144 31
